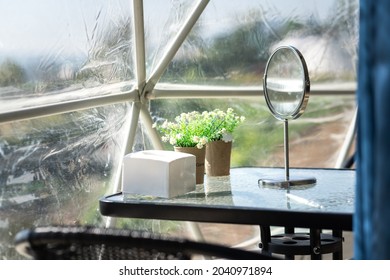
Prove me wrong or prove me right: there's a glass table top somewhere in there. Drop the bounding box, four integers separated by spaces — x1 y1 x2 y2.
110 167 355 214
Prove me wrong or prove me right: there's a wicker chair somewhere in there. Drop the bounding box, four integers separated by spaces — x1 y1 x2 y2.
14 226 278 260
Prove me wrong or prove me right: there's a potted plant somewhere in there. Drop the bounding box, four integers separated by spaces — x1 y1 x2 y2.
153 108 245 182
153 111 209 184
201 108 245 176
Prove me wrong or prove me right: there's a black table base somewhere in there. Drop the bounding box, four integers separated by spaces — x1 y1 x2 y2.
259 226 343 260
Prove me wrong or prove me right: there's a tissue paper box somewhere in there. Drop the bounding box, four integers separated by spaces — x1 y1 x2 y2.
122 150 196 198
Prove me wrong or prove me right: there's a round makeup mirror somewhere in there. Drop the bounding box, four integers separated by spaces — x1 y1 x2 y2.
259 46 316 188
264 46 310 120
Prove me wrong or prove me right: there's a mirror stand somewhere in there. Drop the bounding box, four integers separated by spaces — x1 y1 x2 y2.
259 119 316 188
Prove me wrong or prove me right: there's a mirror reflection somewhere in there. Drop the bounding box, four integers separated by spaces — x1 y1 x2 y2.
264 46 309 120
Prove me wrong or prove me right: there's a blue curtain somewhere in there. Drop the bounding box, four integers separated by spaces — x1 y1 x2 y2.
355 0 390 259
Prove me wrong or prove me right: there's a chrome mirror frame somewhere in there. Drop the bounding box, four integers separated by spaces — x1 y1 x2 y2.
263 45 311 120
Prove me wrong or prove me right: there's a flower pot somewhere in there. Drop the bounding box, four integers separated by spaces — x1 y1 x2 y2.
205 140 232 176
174 146 205 184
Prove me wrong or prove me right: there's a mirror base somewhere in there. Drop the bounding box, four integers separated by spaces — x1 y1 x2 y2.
258 177 316 189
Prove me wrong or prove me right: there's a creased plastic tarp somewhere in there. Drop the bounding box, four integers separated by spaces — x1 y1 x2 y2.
153 0 359 86
0 0 137 259
0 0 135 114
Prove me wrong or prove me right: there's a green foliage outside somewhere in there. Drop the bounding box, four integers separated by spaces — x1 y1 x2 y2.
0 59 26 86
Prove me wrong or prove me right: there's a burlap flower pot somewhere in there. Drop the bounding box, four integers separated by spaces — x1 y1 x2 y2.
174 146 205 184
205 140 232 176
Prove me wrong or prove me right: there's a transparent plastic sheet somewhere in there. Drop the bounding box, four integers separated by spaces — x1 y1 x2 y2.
155 0 358 86
0 103 132 259
0 0 137 259
0 0 135 114
143 0 198 78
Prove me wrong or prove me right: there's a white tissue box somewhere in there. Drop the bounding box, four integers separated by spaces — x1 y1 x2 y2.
122 150 196 198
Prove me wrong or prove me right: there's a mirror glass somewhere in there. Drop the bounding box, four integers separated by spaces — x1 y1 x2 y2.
263 46 309 120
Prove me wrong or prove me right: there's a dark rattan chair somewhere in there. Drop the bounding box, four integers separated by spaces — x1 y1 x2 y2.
14 226 278 260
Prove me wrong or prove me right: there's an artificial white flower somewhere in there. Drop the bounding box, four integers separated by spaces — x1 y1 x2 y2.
222 133 233 142
153 108 244 148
